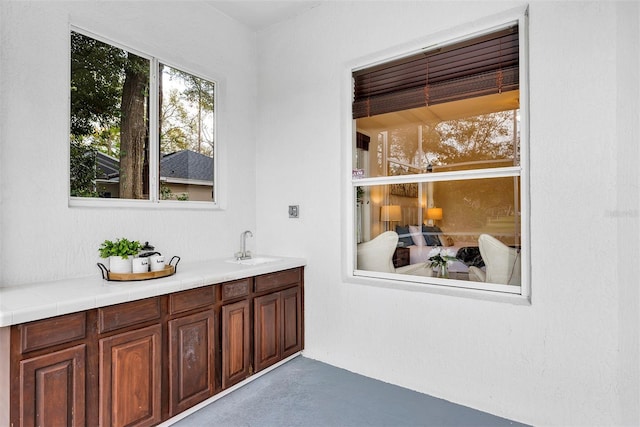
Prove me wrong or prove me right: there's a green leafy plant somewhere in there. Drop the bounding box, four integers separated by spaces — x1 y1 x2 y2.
99 238 143 259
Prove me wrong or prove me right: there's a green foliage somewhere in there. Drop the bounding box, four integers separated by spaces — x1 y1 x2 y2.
71 32 150 200
160 184 173 200
99 238 143 259
70 139 99 197
159 184 189 201
70 31 126 137
160 64 215 156
70 33 214 201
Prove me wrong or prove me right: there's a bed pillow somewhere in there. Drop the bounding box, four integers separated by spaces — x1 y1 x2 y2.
395 225 413 247
422 225 442 246
408 225 427 246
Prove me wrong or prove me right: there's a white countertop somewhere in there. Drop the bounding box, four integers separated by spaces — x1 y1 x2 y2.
0 256 306 327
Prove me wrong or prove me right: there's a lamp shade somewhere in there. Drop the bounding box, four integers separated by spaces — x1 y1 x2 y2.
380 205 402 222
426 207 443 220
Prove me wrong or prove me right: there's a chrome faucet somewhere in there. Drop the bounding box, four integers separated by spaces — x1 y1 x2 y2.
236 230 253 260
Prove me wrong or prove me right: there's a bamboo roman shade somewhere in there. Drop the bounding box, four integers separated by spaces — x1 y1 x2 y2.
353 26 519 119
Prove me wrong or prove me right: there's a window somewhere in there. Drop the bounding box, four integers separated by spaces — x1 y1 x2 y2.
350 18 528 296
70 29 216 205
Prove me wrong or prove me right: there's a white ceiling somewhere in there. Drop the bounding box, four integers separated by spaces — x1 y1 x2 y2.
205 1 322 31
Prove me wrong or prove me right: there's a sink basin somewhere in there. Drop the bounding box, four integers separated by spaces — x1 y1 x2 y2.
226 257 280 266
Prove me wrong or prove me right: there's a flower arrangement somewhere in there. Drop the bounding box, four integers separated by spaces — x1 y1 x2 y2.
426 247 458 278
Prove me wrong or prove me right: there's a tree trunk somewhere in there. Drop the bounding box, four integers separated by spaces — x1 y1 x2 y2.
120 54 148 199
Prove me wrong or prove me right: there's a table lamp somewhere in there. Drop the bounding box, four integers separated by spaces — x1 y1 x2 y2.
381 205 402 231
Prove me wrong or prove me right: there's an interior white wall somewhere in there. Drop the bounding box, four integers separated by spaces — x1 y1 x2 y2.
255 1 639 426
0 1 258 285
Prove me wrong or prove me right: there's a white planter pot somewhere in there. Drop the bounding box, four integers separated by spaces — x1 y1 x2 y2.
109 256 132 274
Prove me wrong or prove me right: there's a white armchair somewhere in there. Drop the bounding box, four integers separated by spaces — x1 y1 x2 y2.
468 234 521 285
356 231 433 276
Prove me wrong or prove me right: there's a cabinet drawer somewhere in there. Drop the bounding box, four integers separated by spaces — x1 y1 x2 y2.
221 279 250 301
98 297 161 334
169 286 215 315
254 268 301 293
19 312 86 353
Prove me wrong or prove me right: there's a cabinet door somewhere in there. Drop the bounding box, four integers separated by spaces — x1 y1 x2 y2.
168 309 215 416
221 299 250 388
17 344 86 427
253 292 280 372
281 286 302 359
99 324 162 427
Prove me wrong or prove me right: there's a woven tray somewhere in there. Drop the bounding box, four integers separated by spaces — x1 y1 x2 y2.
98 256 180 281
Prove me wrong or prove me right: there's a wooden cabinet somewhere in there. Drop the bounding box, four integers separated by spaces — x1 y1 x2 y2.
221 299 251 388
220 279 251 389
254 269 303 373
9 266 304 426
10 312 88 427
97 297 163 427
167 286 216 416
99 324 162 427
17 344 86 426
168 309 215 416
280 286 303 359
254 292 280 371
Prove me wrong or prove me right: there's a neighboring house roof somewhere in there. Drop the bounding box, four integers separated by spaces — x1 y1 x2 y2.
95 150 213 184
160 150 213 184
96 152 120 181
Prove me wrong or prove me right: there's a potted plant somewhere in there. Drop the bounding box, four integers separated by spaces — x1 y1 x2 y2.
99 238 143 274
426 247 458 279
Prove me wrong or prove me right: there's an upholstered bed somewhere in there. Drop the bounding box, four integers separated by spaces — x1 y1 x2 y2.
396 225 483 273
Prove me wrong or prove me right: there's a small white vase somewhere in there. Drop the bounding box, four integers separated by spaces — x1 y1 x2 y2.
149 254 165 272
132 257 149 274
109 256 132 274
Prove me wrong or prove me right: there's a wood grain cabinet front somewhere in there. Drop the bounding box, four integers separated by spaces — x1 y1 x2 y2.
254 285 303 373
98 297 161 334
99 324 162 427
221 299 251 389
168 309 215 416
10 312 89 427
15 344 86 427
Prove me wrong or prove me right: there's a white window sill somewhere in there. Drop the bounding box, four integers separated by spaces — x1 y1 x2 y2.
69 197 221 210
347 271 531 305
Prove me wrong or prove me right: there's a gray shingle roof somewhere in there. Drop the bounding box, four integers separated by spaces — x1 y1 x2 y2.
95 150 214 183
160 150 213 182
96 152 119 180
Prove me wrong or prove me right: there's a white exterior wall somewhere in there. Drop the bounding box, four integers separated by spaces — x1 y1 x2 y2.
0 1 258 285
1 1 638 426
255 2 639 426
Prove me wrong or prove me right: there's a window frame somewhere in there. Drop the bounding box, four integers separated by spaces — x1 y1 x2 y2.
68 26 220 210
343 8 530 302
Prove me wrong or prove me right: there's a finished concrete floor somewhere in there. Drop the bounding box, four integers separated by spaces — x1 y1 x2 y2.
171 356 527 426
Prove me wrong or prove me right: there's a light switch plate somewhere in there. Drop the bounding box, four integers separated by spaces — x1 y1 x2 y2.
288 205 299 218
